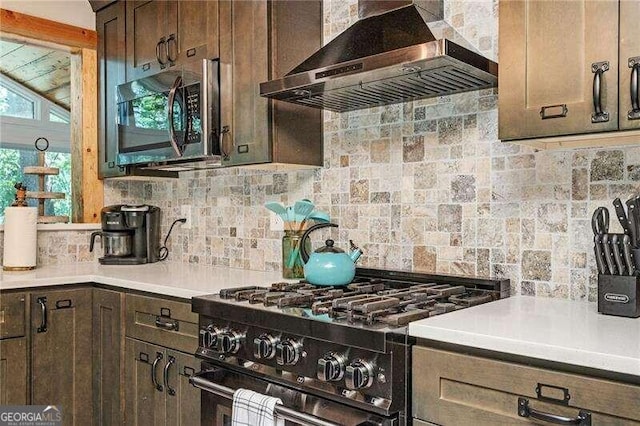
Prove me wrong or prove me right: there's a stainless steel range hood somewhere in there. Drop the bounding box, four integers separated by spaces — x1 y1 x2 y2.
260 0 498 113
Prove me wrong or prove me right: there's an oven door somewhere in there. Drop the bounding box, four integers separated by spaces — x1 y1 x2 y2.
191 363 399 426
116 59 220 167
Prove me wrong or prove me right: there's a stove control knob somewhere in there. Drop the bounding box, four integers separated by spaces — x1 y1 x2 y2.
220 330 243 354
200 325 222 349
345 360 374 390
276 339 302 365
317 353 347 382
253 334 279 359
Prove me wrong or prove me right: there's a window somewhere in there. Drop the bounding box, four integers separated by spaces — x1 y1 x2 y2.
0 75 72 223
0 83 35 119
49 110 69 123
0 148 71 223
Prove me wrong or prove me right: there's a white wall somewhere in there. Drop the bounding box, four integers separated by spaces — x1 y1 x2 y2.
0 0 95 30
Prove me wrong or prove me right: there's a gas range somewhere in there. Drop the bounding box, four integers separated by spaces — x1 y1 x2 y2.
191 268 509 425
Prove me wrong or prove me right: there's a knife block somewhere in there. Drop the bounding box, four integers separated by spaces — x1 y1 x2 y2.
597 274 640 318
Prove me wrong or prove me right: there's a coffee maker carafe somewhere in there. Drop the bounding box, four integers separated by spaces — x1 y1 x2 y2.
90 204 161 265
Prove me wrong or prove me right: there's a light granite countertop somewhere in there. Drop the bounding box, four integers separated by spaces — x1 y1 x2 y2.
0 262 290 299
409 296 640 378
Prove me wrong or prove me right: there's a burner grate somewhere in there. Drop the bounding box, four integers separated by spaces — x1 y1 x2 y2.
217 277 500 326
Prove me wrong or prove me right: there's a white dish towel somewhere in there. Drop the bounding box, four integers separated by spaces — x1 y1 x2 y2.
231 388 285 426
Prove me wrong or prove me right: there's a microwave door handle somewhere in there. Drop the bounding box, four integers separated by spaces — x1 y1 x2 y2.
167 75 184 157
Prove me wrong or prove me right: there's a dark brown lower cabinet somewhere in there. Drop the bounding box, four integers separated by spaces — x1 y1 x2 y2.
413 346 640 425
124 337 200 426
31 288 92 426
93 288 124 425
0 337 28 404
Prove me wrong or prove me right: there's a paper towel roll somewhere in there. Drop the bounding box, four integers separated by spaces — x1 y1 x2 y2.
3 207 37 271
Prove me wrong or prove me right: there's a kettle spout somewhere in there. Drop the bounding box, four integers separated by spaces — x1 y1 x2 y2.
348 240 363 263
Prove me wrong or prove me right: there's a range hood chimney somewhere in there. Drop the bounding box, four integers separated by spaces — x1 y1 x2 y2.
260 0 498 113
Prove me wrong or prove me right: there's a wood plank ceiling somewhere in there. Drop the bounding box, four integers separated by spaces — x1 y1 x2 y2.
0 39 71 110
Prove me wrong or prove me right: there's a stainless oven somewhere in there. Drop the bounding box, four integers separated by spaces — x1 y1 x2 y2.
191 363 398 426
116 58 220 167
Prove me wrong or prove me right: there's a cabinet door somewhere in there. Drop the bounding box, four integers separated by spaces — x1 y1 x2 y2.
31 289 92 425
0 338 28 405
124 338 166 426
270 0 323 166
499 0 619 140
619 0 640 131
219 0 270 167
96 2 127 178
93 289 124 425
126 0 169 81
165 350 201 426
164 1 219 66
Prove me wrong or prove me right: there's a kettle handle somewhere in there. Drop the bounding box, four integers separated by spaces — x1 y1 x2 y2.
300 223 338 263
89 231 102 253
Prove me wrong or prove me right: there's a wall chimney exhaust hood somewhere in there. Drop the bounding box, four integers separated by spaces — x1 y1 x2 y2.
260 0 498 113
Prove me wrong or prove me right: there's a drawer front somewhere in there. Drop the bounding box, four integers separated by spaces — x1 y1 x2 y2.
0 292 26 339
125 294 198 354
413 346 640 425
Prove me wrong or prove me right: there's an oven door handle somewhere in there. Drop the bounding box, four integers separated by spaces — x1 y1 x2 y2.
190 372 340 426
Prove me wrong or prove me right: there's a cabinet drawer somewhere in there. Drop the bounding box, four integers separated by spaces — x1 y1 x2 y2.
125 294 198 353
0 292 26 339
413 346 640 425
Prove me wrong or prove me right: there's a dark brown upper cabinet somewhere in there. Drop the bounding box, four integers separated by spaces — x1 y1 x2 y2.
499 0 640 148
97 1 127 178
219 0 323 168
126 1 219 82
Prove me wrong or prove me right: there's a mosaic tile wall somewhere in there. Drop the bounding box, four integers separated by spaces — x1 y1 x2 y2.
0 229 99 266
104 0 640 302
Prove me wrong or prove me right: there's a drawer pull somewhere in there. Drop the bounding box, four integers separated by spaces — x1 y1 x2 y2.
518 397 591 425
164 355 176 396
591 61 610 123
151 352 164 392
629 57 640 120
155 315 179 331
37 297 47 333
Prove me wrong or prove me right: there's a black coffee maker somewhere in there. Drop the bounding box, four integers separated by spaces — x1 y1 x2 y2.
90 204 161 265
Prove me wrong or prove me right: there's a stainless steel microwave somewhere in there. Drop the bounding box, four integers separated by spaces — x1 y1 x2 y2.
116 59 221 168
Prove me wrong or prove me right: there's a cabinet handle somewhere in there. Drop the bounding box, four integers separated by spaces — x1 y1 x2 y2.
151 352 164 392
167 76 185 157
155 315 179 331
591 61 610 123
518 397 591 425
166 33 177 64
164 356 176 396
156 38 167 66
36 297 47 333
220 126 231 159
629 57 640 120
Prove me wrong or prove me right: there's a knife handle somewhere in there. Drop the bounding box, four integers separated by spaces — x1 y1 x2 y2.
622 234 636 276
602 234 617 275
611 234 625 275
613 198 630 234
626 198 638 247
594 235 607 275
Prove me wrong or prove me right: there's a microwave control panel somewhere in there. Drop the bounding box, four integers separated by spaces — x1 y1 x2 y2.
184 84 201 144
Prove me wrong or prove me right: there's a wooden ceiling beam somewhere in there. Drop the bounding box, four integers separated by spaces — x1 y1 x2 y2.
0 9 97 50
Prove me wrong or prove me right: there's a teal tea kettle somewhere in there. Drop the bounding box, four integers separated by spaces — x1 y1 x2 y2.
299 223 363 286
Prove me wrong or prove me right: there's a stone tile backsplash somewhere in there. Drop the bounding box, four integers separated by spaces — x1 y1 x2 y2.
0 230 99 266
92 0 638 302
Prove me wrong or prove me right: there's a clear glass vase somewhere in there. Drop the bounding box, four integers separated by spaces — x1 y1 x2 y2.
282 230 310 279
